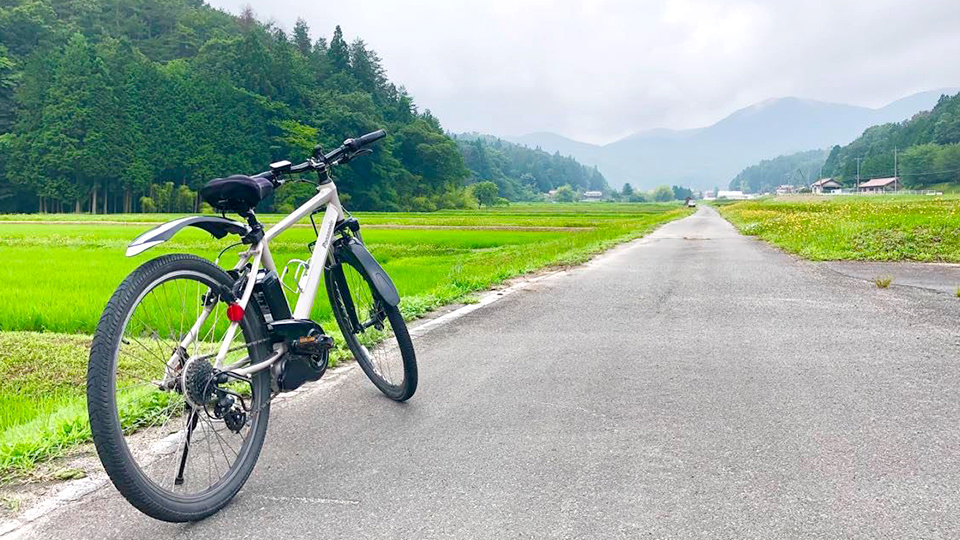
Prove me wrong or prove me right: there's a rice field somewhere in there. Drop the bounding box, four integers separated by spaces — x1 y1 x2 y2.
718 195 960 262
0 202 690 479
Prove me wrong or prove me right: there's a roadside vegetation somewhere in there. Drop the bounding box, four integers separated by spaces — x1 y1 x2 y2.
0 202 690 481
719 195 960 261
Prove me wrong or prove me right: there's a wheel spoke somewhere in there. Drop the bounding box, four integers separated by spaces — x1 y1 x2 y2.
334 261 409 391
105 269 264 499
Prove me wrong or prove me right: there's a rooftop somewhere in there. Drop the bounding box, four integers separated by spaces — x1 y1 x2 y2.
859 177 899 188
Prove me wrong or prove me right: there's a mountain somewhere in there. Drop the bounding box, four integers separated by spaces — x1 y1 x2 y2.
509 90 958 190
729 149 829 193
453 133 607 200
510 132 603 164
822 92 960 188
0 0 471 213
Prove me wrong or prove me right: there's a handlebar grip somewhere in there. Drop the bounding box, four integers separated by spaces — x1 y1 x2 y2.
345 129 387 151
358 129 386 145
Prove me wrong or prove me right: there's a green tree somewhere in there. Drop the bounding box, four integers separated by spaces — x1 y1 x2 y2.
453 134 608 200
621 183 633 197
671 185 693 200
554 184 576 202
349 38 385 96
327 25 350 72
652 185 673 202
292 18 312 56
0 1 482 213
471 181 499 207
0 46 16 133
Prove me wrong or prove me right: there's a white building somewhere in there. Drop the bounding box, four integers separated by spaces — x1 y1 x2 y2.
716 190 752 200
811 178 842 194
858 177 900 193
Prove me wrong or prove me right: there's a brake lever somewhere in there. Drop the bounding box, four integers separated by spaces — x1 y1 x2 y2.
340 148 373 165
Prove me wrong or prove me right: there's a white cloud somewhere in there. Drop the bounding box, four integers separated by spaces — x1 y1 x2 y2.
208 0 960 144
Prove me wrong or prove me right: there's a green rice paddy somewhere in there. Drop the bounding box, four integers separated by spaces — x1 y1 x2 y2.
0 202 690 479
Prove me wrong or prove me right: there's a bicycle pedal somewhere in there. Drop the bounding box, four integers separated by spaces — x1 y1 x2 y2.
290 334 334 355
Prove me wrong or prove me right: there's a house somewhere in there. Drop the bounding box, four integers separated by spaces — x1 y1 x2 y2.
811 178 842 194
582 190 603 201
775 185 795 196
858 177 900 193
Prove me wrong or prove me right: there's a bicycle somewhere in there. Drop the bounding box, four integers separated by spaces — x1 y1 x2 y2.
86 129 417 522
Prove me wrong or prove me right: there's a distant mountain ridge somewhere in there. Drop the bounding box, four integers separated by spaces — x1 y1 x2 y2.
508 89 959 190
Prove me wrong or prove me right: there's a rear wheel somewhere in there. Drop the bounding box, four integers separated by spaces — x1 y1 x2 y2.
325 247 417 401
87 254 271 522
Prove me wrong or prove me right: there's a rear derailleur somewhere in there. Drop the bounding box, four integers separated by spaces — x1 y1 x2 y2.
182 356 251 434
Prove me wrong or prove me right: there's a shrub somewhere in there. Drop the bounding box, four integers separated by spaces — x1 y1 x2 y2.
139 196 156 213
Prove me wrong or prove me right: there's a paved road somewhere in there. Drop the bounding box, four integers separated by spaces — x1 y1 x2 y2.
19 207 960 538
822 260 960 296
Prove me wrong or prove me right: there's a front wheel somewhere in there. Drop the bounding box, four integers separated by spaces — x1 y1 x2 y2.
325 247 417 401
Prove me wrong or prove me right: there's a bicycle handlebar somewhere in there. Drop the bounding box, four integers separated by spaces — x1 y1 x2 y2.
345 129 386 151
259 129 387 185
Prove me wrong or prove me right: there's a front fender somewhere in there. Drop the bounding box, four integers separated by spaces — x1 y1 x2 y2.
338 238 401 307
126 216 249 257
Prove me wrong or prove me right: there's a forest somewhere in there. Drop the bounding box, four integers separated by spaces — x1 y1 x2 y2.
0 0 596 214
822 91 960 188
453 134 608 201
728 149 828 193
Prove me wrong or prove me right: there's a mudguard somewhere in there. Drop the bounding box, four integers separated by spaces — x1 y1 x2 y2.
337 238 401 307
126 216 250 257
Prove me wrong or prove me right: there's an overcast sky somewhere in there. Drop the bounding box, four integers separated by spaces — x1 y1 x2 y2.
208 0 960 145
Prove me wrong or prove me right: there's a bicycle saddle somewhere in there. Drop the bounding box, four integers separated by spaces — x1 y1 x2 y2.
200 175 274 213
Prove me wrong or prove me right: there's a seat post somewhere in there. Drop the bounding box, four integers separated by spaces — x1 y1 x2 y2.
239 210 264 245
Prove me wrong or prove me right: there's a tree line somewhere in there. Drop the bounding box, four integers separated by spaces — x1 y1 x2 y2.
728 149 828 193
0 0 477 213
822 91 960 188
453 134 608 201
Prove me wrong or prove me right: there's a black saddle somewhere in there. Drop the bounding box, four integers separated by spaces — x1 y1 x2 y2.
200 175 274 213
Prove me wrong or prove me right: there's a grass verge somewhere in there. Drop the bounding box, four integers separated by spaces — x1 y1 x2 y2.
717 195 960 261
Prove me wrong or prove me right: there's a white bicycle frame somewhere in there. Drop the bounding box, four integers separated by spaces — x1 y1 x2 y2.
168 182 346 377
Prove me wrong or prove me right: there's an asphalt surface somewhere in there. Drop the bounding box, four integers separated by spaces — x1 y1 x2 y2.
822 260 960 296
18 206 960 539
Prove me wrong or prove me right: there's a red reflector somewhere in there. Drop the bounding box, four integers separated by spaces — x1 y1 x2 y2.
226 303 244 322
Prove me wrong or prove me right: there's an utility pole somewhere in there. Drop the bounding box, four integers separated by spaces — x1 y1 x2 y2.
856 157 863 192
894 147 898 192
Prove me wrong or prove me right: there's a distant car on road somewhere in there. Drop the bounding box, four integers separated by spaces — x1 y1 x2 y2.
686 198 696 207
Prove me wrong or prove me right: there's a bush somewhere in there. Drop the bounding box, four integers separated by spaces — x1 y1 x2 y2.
653 185 674 202
554 185 576 203
407 196 437 212
139 196 157 213
436 188 475 210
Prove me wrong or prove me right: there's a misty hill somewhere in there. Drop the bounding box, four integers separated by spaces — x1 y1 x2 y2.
511 90 957 190
729 149 828 193
453 133 607 200
822 91 960 188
